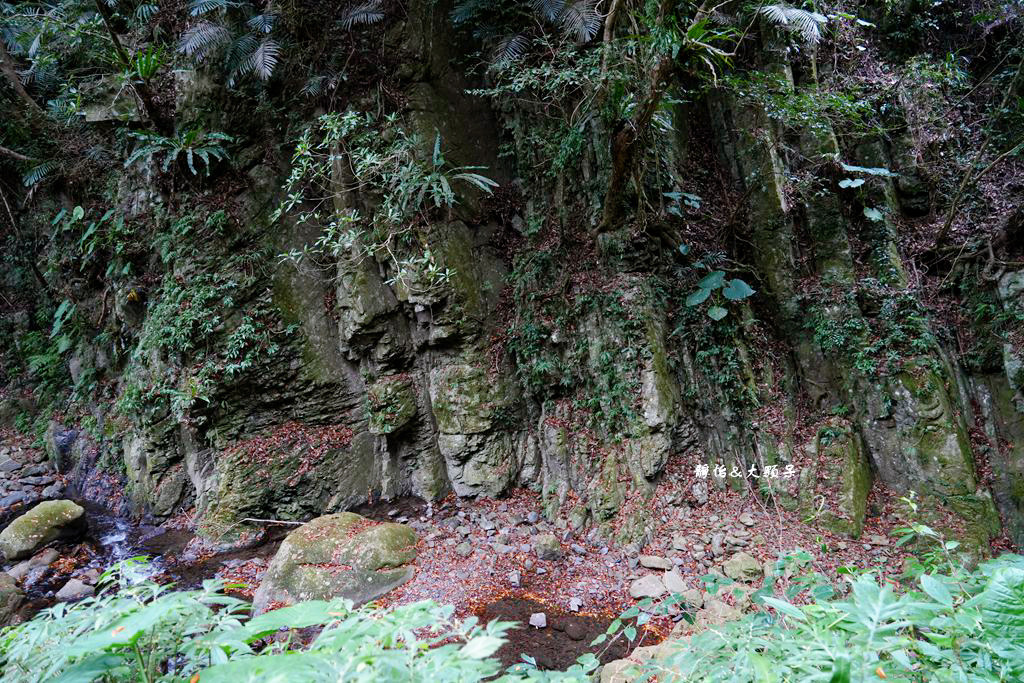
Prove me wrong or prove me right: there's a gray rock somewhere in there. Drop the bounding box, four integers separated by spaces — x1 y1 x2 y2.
493 543 515 554
529 612 547 628
0 459 21 474
570 543 586 555
508 571 521 586
41 483 64 499
568 597 583 612
639 555 672 570
0 573 23 624
534 533 563 560
55 578 93 602
711 532 725 557
21 475 55 486
455 542 473 557
738 512 755 527
723 552 763 582
526 512 539 524
663 569 687 593
7 548 59 582
629 575 666 599
692 481 709 506
0 491 30 508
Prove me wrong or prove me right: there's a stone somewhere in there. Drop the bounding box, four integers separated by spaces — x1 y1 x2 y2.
0 573 23 625
0 459 19 474
0 491 30 508
252 512 416 614
55 578 94 602
680 588 704 609
672 534 688 551
0 500 86 562
41 483 64 499
738 512 755 526
529 612 547 628
638 555 672 570
526 511 539 524
568 597 583 612
723 552 763 583
7 548 59 582
695 597 743 628
663 569 687 593
508 571 521 586
533 533 563 560
455 542 473 557
710 533 725 557
570 543 586 555
629 575 666 599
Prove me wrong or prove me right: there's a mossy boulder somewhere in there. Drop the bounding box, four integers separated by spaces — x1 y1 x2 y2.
252 512 416 614
0 500 86 562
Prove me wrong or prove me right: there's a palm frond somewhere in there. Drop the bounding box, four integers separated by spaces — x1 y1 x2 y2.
558 0 600 43
243 37 279 81
179 21 232 60
530 0 564 22
490 34 528 65
188 0 238 16
135 4 158 22
22 160 59 187
759 4 827 44
339 1 385 30
246 12 276 34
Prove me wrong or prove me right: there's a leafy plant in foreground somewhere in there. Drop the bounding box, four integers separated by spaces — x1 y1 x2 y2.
0 560 596 683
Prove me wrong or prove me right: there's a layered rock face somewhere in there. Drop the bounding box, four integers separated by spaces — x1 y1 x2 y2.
1 1 1020 560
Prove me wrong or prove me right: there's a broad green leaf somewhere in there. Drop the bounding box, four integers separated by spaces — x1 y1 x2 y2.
241 600 348 641
838 178 865 188
921 574 953 608
707 306 728 321
686 287 712 306
461 635 504 659
697 270 726 290
722 278 755 301
72 205 84 222
761 596 807 622
863 207 884 222
51 654 127 683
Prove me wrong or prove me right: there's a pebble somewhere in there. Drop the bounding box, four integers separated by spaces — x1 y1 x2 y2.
739 512 755 526
455 542 473 557
570 544 586 555
529 612 547 628
568 597 583 612
527 512 539 524
508 571 521 587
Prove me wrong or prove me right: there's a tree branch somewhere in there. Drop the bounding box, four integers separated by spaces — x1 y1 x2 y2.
0 144 34 162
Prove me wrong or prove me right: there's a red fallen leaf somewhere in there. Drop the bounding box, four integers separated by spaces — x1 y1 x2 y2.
190 674 200 683
112 626 125 635
876 668 886 679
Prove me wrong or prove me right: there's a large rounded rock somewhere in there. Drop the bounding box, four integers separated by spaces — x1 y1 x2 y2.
252 512 416 614
0 500 86 561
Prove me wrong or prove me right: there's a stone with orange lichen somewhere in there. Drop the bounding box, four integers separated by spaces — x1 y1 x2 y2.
252 512 416 614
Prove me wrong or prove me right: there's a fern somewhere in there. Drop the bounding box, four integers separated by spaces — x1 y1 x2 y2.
759 4 827 44
529 0 564 22
339 1 385 30
491 34 529 64
558 0 600 43
22 159 59 187
179 21 232 60
238 36 279 82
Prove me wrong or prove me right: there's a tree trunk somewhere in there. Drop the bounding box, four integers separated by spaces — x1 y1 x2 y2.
0 40 45 115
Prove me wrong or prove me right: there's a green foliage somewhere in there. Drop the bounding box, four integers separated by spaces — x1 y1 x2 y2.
676 554 1024 681
125 129 233 176
179 0 282 86
0 561 597 683
275 111 497 289
682 261 755 321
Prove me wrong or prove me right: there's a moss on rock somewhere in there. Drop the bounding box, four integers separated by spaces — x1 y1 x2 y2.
0 500 86 561
251 512 416 613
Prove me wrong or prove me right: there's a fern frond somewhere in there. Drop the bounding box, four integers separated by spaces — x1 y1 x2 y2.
246 12 276 34
558 0 600 43
530 0 564 22
339 1 385 30
490 34 528 65
759 4 826 44
242 37 279 81
179 21 231 59
22 160 58 187
188 0 237 16
135 4 158 22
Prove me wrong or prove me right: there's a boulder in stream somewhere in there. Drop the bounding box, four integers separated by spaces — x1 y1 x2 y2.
252 512 416 614
0 500 86 561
